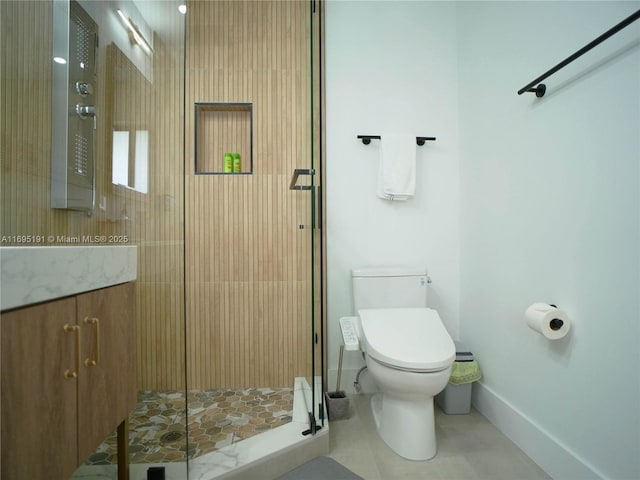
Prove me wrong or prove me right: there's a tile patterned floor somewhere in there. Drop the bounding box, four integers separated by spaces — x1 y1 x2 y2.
187 387 294 458
85 388 294 465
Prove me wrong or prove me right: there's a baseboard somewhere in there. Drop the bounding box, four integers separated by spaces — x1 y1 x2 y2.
472 381 604 479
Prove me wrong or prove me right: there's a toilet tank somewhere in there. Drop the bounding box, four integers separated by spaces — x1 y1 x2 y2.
351 267 429 313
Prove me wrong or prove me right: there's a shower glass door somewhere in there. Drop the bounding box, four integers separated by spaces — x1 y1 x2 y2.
2 0 188 478
184 0 324 476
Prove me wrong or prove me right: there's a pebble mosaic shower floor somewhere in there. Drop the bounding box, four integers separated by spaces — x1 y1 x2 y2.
85 388 294 465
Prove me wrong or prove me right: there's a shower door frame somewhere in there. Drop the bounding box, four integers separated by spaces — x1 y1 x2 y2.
297 0 326 437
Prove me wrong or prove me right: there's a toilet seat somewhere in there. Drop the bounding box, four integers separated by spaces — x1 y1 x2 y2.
358 307 455 373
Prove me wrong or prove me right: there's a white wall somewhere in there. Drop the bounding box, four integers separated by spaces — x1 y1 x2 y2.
327 1 639 478
325 0 461 390
457 2 639 479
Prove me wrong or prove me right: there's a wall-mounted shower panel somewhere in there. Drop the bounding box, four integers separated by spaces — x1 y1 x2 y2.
51 0 98 212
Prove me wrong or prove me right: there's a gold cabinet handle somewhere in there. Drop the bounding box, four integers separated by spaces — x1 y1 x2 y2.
63 323 80 379
83 317 100 366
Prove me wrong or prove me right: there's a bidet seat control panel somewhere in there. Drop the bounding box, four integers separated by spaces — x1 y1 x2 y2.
339 316 360 351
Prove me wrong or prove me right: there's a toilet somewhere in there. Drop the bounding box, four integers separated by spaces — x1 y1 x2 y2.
351 267 455 460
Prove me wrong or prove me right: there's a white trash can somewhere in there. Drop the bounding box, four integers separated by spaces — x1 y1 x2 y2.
436 341 481 415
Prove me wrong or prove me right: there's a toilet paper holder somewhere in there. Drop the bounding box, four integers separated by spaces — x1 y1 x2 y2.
549 318 564 331
548 304 564 331
525 303 571 340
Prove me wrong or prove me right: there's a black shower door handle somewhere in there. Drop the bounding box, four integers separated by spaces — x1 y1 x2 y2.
289 168 315 190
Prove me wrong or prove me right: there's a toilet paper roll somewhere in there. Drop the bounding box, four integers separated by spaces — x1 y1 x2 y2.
525 303 571 340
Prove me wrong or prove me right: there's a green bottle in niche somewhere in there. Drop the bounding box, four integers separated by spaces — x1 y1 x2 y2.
232 153 242 173
224 153 233 173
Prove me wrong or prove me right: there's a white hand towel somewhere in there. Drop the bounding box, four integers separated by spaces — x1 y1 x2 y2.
377 133 416 201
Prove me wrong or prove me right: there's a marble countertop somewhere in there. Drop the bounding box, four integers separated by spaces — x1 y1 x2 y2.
0 246 137 311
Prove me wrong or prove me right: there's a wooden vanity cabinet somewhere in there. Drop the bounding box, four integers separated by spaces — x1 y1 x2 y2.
76 283 137 463
1 282 136 480
1 296 78 479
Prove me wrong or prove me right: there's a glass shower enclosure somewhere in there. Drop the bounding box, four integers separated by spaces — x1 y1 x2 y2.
1 0 324 478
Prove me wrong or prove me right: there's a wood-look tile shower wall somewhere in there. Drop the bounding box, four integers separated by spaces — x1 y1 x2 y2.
185 0 316 389
0 1 185 390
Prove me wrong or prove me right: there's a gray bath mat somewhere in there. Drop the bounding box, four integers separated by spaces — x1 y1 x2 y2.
277 456 364 480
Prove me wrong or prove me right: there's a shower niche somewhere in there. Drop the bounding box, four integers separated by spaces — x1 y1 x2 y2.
194 102 253 175
51 0 98 212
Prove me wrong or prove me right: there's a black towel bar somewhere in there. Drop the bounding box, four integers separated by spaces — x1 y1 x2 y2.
518 9 640 97
357 135 436 145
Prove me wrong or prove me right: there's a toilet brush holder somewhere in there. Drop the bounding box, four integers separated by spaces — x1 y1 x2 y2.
325 391 349 420
326 345 350 420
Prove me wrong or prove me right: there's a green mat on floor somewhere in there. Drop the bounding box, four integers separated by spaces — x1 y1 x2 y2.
277 457 363 480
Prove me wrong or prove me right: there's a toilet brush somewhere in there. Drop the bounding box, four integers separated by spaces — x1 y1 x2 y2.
325 345 350 420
